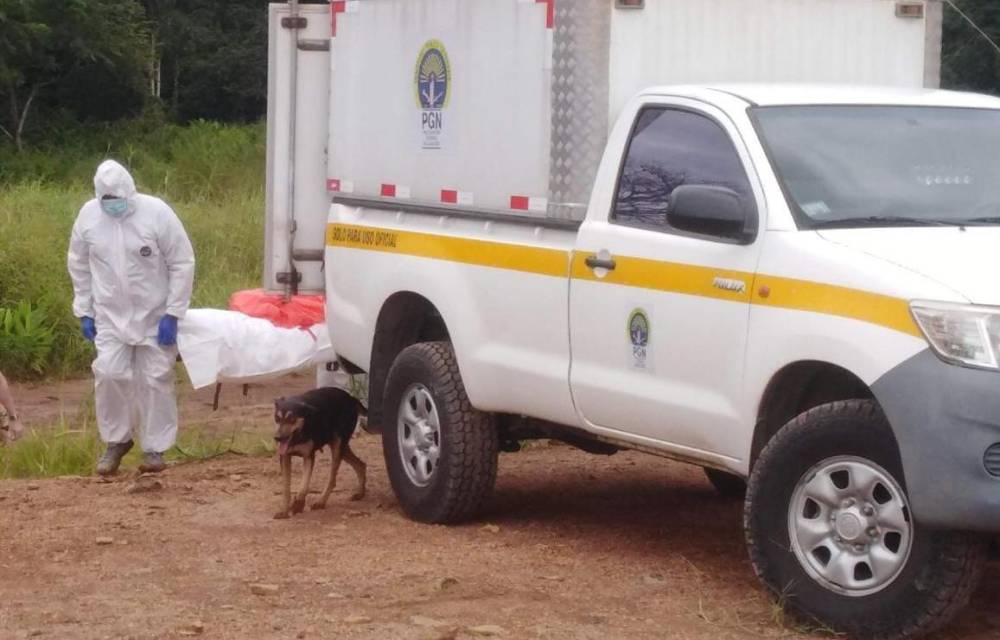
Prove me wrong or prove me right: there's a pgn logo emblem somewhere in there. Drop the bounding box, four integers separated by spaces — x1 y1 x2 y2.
416 41 450 109
628 309 650 370
414 40 450 150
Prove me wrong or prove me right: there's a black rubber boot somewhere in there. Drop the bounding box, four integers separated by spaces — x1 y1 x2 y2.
96 440 134 476
138 452 166 474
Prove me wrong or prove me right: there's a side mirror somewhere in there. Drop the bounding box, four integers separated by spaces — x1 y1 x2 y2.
667 185 756 243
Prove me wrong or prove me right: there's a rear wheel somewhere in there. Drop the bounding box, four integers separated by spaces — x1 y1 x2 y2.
745 400 985 639
382 342 498 523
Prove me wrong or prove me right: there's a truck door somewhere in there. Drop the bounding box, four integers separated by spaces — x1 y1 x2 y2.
264 3 331 294
569 99 764 460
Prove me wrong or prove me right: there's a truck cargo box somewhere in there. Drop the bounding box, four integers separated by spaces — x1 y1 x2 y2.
266 0 943 291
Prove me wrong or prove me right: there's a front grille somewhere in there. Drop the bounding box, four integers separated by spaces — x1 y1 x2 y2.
986 444 1000 478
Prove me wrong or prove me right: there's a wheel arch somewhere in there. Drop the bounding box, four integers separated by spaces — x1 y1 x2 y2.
750 360 900 471
367 291 451 432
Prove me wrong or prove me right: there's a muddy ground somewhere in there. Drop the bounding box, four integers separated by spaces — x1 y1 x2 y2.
1 377 997 640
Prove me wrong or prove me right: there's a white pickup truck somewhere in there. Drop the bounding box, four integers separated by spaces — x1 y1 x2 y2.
266 1 998 637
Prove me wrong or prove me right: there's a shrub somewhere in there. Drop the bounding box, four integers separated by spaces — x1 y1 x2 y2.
0 302 56 378
0 116 265 204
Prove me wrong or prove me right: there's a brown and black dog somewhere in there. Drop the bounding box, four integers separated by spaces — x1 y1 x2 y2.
272 388 367 519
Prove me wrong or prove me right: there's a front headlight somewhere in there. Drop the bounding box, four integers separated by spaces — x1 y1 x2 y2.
910 301 1000 370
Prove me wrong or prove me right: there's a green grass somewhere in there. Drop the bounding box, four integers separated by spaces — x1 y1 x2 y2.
0 416 104 478
0 120 266 377
170 429 276 463
1 115 267 200
0 414 276 479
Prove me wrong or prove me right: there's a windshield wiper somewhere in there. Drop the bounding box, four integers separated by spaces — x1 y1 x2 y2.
811 216 967 229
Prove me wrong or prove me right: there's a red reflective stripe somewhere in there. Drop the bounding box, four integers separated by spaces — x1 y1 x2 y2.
331 1 346 37
537 0 554 28
381 184 397 198
441 190 458 204
510 196 530 210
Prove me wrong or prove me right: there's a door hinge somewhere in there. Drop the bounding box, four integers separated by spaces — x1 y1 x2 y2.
276 271 302 285
281 16 308 29
298 39 330 52
895 2 924 18
292 249 325 262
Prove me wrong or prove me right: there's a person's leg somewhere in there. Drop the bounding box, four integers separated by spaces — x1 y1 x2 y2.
93 335 135 474
0 370 17 418
0 370 24 442
134 344 178 465
93 336 135 444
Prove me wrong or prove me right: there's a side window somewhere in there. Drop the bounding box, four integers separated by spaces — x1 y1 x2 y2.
613 108 754 231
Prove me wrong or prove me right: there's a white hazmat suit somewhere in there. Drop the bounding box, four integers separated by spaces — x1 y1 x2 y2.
67 161 195 453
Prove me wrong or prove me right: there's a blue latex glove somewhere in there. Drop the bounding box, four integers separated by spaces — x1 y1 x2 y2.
157 315 178 347
80 317 97 342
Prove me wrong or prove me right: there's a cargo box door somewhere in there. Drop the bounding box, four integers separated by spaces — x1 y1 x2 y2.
265 3 331 294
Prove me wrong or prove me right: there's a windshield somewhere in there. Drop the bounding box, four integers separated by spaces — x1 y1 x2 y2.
752 106 1000 228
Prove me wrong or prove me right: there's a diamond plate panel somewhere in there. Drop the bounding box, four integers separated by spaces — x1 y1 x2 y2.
548 0 611 220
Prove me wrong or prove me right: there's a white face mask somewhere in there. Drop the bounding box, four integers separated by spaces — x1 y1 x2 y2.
101 198 128 218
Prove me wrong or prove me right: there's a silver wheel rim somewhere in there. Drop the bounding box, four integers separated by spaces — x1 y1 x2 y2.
396 383 442 487
788 455 914 597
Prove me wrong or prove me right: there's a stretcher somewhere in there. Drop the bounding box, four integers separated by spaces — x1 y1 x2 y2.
177 309 338 407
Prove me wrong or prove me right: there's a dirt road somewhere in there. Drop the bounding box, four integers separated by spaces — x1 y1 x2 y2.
1 379 997 640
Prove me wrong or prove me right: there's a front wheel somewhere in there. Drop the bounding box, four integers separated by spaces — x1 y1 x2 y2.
745 400 985 639
382 341 498 524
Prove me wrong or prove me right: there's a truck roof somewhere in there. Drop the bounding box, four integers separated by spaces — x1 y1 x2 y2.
646 84 1000 109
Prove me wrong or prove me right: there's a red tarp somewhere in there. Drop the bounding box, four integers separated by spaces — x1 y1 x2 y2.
228 289 326 329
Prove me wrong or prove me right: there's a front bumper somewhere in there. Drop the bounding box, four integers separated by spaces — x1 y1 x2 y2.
873 349 1000 532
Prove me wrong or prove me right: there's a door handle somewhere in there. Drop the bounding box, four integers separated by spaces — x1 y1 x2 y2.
585 255 617 271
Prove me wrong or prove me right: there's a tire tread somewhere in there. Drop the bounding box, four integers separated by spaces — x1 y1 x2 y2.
744 399 984 640
384 342 498 524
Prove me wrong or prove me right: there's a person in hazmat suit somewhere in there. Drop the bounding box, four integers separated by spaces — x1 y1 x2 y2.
68 160 195 476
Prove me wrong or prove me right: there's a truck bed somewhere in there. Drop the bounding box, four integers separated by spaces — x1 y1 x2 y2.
326 203 582 428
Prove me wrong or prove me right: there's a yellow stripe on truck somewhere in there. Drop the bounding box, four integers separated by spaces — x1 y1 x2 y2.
568 253 920 337
753 274 920 337
327 223 920 337
326 223 569 277
569 252 753 303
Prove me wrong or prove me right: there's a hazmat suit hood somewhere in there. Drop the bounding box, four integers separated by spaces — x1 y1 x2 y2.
93 160 138 210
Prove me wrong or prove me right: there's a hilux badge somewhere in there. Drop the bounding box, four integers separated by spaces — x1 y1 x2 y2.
713 277 746 294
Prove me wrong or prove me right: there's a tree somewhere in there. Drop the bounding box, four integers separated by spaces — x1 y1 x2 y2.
0 1 48 149
0 0 149 150
143 0 270 123
942 0 1000 95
